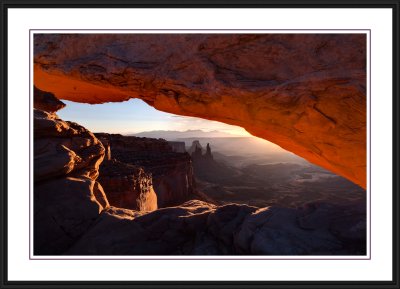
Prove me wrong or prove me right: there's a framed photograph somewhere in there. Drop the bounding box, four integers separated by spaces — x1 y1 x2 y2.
1 1 399 288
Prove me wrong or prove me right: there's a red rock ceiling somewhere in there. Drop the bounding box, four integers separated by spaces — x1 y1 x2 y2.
34 34 366 188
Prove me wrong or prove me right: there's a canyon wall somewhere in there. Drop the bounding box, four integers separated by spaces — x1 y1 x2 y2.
96 159 158 211
33 34 367 188
96 133 195 207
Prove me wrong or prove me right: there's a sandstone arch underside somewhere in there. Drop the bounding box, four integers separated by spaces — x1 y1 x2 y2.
34 34 366 188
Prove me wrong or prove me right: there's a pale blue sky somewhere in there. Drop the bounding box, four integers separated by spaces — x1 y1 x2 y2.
57 99 252 136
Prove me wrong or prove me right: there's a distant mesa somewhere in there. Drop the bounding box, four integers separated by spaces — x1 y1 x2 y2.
191 141 214 161
188 140 204 155
205 143 213 160
189 140 240 185
167 141 186 153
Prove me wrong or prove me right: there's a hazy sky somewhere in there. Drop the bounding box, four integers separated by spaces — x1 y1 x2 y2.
57 99 252 136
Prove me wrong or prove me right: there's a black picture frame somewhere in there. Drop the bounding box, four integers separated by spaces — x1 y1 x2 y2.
1 0 399 288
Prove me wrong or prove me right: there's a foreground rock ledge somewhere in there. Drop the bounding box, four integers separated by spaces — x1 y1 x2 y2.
34 34 366 188
66 199 366 255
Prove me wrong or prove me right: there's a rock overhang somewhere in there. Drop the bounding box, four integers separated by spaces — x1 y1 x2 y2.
34 33 367 188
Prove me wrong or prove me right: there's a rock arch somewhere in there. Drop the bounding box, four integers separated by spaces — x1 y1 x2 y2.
34 33 366 188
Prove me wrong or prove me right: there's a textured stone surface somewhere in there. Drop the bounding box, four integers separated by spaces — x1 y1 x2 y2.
66 199 366 255
34 34 366 188
34 100 109 254
34 109 105 181
97 159 158 211
96 133 195 207
34 86 66 112
33 34 367 256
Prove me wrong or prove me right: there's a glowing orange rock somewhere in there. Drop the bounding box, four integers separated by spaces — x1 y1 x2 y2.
34 34 366 188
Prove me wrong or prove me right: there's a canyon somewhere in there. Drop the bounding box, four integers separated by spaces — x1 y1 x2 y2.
33 87 366 255
32 33 367 255
95 133 195 208
33 34 366 188
189 140 365 208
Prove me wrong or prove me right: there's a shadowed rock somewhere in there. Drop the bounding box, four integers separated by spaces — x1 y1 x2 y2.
34 102 109 254
65 199 366 255
34 177 107 255
34 86 66 112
